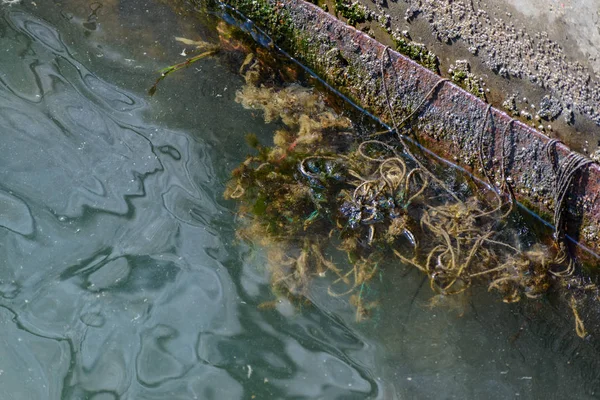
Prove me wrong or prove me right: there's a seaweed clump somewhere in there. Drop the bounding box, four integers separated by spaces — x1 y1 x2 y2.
226 55 595 335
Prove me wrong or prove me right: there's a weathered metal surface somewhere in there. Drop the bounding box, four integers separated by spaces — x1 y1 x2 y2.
220 0 600 260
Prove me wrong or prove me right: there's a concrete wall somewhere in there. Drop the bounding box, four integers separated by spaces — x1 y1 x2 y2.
325 0 600 158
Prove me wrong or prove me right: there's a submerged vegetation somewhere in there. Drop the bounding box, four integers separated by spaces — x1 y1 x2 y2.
224 53 598 336
151 0 599 339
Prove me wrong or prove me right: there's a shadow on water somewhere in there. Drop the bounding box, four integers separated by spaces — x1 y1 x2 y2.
0 0 598 399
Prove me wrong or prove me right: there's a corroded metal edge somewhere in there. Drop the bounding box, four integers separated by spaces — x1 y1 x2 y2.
220 0 600 260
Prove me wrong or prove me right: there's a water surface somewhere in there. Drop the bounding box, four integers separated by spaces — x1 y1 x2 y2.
0 1 598 399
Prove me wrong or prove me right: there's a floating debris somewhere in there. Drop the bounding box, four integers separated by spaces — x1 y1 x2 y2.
149 35 221 96
174 36 216 49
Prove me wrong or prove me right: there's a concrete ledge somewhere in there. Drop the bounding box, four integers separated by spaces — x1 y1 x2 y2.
218 0 600 260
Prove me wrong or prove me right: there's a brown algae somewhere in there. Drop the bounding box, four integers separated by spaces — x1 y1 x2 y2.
225 54 596 337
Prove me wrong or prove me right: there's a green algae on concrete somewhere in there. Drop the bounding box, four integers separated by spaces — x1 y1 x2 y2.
218 0 297 51
333 0 367 26
449 60 486 100
393 36 439 74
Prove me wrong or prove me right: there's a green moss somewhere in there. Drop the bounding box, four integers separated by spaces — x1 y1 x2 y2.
334 0 367 26
393 37 439 73
297 36 318 67
452 70 468 81
450 62 486 100
518 197 553 224
451 73 485 100
223 0 297 51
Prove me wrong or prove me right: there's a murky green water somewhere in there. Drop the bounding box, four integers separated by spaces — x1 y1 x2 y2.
0 1 599 399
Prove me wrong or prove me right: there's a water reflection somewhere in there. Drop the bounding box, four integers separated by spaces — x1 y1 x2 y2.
0 1 598 399
0 1 379 398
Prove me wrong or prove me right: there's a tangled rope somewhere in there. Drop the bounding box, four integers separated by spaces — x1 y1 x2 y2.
553 152 594 241
544 139 594 242
378 46 458 202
